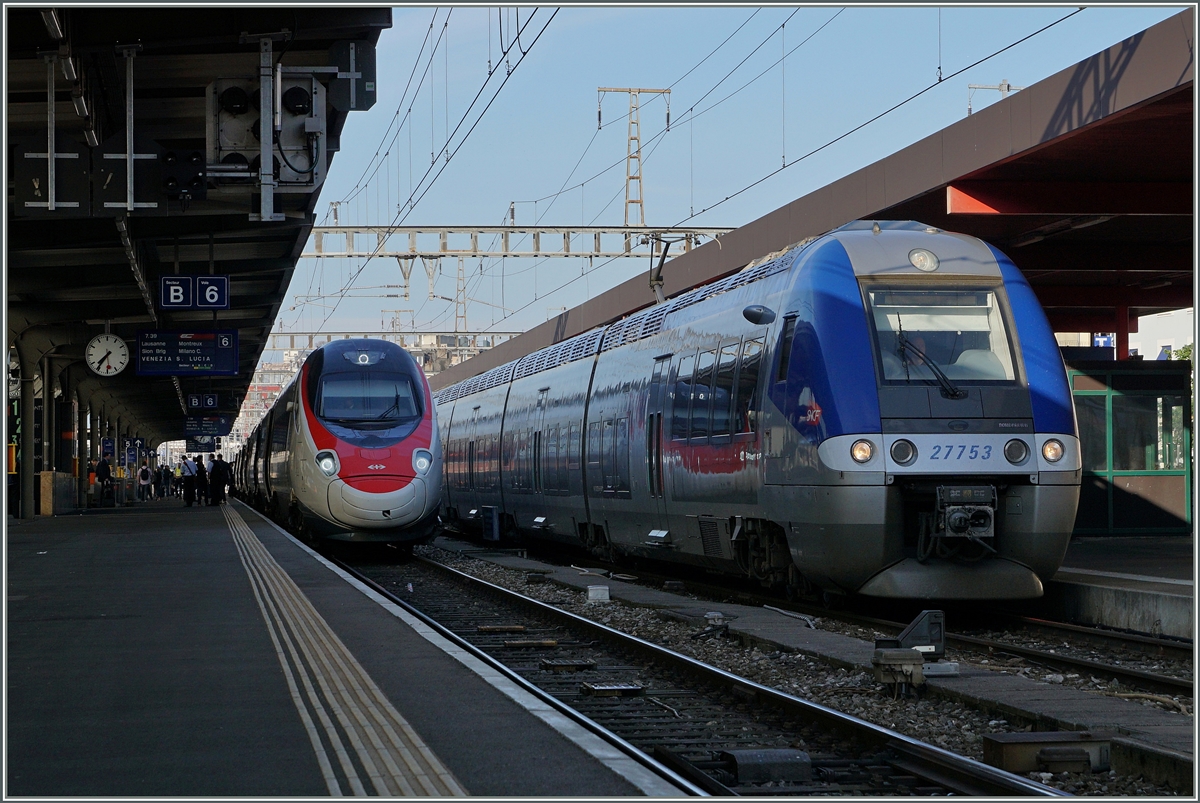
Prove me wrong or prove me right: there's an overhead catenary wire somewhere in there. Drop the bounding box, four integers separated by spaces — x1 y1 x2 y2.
438 9 809 329
479 7 1087 333
340 8 443 206
316 9 558 331
675 6 1086 226
312 9 551 327
509 8 788 211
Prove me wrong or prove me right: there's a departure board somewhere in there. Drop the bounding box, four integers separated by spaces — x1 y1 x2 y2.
136 330 238 376
184 415 233 436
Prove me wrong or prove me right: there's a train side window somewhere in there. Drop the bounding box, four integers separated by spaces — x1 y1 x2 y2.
735 338 764 435
601 419 616 494
671 354 695 440
712 343 739 438
468 440 476 490
776 316 797 383
552 422 561 492
487 432 496 489
615 417 630 498
568 422 582 496
586 421 602 494
502 431 516 489
533 430 542 493
691 349 717 441
518 429 531 492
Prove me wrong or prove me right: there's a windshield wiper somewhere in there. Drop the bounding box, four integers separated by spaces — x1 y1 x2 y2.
897 330 968 400
376 391 401 420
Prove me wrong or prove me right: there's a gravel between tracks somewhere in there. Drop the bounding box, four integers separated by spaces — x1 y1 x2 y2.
413 545 1184 796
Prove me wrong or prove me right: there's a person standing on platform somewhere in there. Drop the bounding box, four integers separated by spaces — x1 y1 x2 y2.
205 454 216 505
194 456 209 509
173 461 183 497
209 453 229 505
181 455 197 507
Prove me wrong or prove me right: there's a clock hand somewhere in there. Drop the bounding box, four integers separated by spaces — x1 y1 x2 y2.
95 350 112 370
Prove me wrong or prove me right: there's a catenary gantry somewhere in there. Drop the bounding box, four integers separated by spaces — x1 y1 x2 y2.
6 7 391 517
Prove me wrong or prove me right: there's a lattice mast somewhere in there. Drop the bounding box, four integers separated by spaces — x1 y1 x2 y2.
598 87 669 227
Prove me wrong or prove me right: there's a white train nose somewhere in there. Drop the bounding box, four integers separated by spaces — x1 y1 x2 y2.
327 478 427 528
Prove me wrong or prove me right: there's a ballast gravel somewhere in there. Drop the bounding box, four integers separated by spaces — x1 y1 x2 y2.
414 545 1185 796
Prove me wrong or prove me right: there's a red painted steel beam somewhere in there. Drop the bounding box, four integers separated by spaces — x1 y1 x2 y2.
1032 284 1192 307
947 182 1192 215
1006 242 1192 274
1044 309 1140 334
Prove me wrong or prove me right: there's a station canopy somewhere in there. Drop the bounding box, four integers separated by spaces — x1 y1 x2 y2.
7 7 391 444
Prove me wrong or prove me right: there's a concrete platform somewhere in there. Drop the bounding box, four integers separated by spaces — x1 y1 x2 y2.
6 502 689 797
1043 536 1194 639
435 536 1194 792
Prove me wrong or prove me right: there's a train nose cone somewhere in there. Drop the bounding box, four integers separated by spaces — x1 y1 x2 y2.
327 478 427 528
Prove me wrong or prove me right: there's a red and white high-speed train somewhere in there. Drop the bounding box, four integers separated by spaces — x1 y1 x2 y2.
233 338 442 545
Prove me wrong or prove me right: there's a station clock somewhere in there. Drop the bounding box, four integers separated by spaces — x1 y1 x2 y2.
86 333 130 377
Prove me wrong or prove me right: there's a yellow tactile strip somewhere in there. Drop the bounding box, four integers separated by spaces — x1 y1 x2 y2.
222 505 467 796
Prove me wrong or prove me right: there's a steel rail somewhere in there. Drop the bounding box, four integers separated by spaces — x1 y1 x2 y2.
403 555 1064 797
327 555 709 798
531 547 1193 698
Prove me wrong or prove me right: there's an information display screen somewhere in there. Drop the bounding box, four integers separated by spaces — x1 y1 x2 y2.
137 330 238 376
185 415 233 437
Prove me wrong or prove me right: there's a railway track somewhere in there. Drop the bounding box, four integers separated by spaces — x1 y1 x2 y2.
340 553 1062 796
491 541 1193 700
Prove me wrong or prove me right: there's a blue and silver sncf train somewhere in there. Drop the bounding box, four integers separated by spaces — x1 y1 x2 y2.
435 221 1080 600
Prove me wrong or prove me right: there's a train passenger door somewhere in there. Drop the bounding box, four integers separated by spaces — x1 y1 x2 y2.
646 356 671 534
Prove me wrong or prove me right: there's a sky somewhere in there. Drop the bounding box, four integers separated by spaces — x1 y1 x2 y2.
273 4 1190 347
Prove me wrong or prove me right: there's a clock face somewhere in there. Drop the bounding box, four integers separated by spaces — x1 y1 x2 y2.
86 334 130 377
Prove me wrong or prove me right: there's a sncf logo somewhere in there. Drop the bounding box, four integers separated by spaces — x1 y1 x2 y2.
368 464 386 470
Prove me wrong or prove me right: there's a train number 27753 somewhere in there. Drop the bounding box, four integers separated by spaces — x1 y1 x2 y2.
929 444 992 460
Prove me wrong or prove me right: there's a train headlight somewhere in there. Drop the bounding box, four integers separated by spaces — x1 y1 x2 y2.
1003 439 1030 464
908 248 939 272
1041 439 1065 463
412 449 433 475
890 439 916 465
316 450 338 476
850 439 874 464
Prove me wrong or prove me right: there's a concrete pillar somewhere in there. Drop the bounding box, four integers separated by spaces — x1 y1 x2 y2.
15 342 37 519
76 384 87 506
89 402 99 468
40 355 52 472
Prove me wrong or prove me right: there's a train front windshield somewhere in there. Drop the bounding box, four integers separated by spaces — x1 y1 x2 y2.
863 283 1018 384
318 373 422 423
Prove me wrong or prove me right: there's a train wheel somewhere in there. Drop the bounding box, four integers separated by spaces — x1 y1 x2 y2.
821 590 846 610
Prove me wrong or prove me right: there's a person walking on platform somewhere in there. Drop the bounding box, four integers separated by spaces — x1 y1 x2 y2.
137 462 153 501
194 456 209 509
173 462 183 497
95 455 112 504
181 455 197 507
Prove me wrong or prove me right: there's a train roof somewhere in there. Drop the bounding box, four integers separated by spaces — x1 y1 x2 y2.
435 220 976 402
